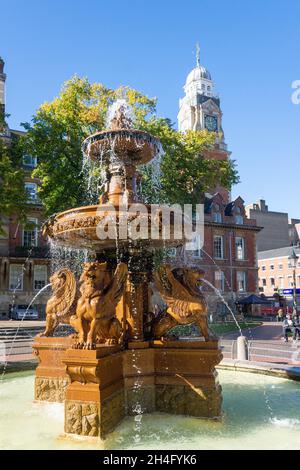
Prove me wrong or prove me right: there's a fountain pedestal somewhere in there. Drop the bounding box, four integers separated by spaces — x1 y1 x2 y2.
152 340 222 418
33 337 72 402
63 346 125 439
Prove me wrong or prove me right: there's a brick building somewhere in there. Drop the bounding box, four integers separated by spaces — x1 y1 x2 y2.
0 57 50 319
258 246 300 311
245 199 300 251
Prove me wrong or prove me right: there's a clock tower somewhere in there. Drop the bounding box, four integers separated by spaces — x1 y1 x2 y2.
177 46 231 202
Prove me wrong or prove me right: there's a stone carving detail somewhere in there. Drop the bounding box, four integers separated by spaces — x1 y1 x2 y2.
126 386 155 415
39 268 77 336
71 262 128 349
35 377 70 402
65 402 99 437
154 265 214 340
156 384 222 418
100 390 125 433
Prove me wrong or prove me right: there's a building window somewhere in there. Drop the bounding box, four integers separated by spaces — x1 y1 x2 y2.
235 215 244 225
270 264 274 270
235 237 245 260
270 277 275 287
288 276 293 287
23 155 37 168
34 265 47 291
278 264 283 270
186 235 202 258
297 276 300 288
237 271 246 292
261 265 266 271
9 264 23 291
279 277 284 288
25 182 38 202
213 235 224 259
23 218 38 248
213 212 222 223
262 278 267 287
215 271 225 292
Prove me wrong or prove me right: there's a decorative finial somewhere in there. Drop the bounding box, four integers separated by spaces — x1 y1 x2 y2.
196 43 200 67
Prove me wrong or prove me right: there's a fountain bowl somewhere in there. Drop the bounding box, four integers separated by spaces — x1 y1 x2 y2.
82 129 161 165
43 204 191 251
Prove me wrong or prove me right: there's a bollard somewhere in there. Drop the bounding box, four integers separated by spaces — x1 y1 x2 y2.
237 335 248 361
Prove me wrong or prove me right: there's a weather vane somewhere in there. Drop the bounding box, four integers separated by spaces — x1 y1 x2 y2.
196 42 200 67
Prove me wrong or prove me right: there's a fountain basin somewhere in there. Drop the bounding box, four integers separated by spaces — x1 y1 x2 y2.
43 204 189 251
1 369 300 450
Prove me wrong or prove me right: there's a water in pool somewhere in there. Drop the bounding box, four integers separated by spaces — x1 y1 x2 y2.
1 369 300 450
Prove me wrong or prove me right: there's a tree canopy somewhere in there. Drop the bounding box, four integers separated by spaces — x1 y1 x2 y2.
22 76 239 216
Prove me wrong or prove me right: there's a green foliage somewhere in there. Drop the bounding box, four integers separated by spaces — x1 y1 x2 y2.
0 137 28 234
23 76 239 216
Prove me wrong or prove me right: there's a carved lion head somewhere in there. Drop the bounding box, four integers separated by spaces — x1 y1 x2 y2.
80 262 111 291
173 266 205 296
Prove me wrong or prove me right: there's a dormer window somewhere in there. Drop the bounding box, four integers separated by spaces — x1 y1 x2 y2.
235 215 244 225
213 212 222 223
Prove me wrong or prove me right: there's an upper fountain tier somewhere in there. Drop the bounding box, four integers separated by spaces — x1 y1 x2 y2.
82 99 162 167
43 100 189 252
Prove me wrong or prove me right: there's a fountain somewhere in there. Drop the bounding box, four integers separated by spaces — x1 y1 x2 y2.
32 100 222 439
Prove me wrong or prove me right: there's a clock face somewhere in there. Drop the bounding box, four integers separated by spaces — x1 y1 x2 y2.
204 114 218 132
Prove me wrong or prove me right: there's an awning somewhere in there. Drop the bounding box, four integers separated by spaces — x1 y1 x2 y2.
236 294 272 305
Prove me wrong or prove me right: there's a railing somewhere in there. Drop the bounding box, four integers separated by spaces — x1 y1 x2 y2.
220 339 300 363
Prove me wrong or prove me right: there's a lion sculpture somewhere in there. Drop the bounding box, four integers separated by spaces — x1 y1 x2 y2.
38 268 77 337
153 265 214 341
39 262 128 349
70 262 128 349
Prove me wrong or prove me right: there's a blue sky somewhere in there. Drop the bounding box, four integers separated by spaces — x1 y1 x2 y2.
1 0 300 218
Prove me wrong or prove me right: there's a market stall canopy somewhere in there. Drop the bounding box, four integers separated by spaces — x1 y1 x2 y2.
237 294 272 305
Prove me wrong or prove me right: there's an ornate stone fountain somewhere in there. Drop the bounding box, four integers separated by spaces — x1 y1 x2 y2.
33 101 222 439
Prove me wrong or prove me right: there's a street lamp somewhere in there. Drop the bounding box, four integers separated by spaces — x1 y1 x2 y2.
288 249 299 314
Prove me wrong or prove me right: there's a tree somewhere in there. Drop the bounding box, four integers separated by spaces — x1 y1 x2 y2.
23 76 238 216
0 137 28 235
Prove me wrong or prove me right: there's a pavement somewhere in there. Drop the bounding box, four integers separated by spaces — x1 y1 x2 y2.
222 321 284 341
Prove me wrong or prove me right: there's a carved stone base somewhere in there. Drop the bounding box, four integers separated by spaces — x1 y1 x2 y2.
33 337 72 402
63 346 125 439
35 376 70 402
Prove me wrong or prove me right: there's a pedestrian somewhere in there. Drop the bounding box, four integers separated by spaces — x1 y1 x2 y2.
293 315 300 341
282 314 294 342
277 308 283 322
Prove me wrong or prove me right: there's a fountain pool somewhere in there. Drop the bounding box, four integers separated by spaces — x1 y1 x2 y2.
1 369 300 450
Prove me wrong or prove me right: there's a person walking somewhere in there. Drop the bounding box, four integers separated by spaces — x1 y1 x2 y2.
293 315 300 341
282 314 294 342
277 308 283 322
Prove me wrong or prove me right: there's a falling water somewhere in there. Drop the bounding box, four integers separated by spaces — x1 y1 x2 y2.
106 99 135 129
0 283 51 381
201 278 242 336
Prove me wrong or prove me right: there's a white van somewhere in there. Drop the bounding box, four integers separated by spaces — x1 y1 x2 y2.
11 305 39 320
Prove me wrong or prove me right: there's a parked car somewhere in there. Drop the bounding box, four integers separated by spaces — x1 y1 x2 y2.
10 305 39 320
